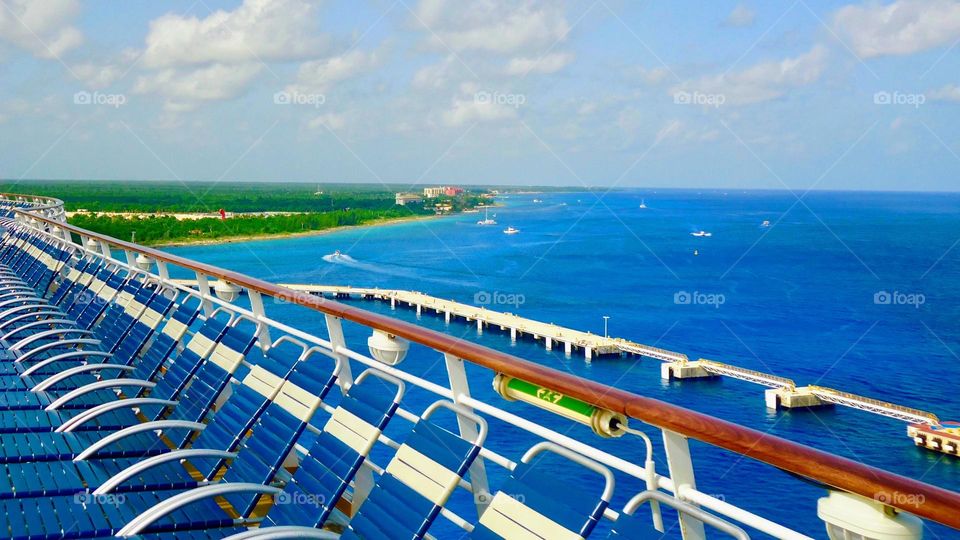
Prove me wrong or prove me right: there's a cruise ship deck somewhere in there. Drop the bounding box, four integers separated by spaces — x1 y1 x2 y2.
0 191 957 539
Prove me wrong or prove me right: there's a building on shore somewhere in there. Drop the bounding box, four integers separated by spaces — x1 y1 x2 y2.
444 186 464 196
423 187 445 198
395 193 423 206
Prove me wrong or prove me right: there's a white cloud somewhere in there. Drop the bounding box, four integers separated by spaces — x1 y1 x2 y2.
414 0 569 54
504 52 574 75
833 0 960 58
134 63 263 111
308 112 347 130
441 84 518 126
73 63 123 90
655 119 720 145
929 83 960 101
673 46 827 106
287 50 382 94
0 0 83 59
142 0 324 68
724 4 756 27
624 65 671 85
412 56 459 90
578 101 598 116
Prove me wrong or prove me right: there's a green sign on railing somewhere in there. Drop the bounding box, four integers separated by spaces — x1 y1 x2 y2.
493 374 627 438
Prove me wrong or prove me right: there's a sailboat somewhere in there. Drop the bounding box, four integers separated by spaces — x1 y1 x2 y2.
477 207 497 226
639 199 647 209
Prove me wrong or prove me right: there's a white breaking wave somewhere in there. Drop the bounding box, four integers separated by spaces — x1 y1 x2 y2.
321 252 477 287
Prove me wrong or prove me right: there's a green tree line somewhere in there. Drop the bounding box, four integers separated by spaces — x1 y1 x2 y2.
68 207 428 245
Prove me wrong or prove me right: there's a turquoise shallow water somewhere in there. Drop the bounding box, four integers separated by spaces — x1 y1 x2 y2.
169 190 960 538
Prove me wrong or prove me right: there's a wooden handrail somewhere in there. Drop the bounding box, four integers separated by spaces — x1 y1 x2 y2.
8 203 960 529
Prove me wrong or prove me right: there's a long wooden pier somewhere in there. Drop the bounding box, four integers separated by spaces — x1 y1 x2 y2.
174 279 944 429
174 279 678 361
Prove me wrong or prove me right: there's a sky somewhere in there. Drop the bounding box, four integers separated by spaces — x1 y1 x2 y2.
1 0 960 191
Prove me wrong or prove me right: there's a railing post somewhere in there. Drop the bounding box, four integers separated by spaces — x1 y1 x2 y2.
194 272 214 316
323 314 353 388
124 250 137 269
444 352 492 515
247 290 272 351
323 313 371 513
156 260 170 281
98 240 112 261
663 429 707 540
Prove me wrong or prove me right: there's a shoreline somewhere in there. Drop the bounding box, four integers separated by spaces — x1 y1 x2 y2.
150 214 442 248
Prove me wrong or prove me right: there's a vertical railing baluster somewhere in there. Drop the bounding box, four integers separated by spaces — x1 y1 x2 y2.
663 429 707 540
444 352 492 515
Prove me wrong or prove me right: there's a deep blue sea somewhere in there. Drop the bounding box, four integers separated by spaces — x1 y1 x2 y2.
169 190 960 538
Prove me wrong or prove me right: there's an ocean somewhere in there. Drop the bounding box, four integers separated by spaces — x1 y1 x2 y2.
169 190 960 538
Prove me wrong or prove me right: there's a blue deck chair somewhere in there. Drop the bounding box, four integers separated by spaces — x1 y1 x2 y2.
0 257 95 330
0 303 218 431
44 313 253 438
113 368 405 539
0 290 187 413
0 236 66 296
0 291 190 395
608 490 749 539
0 290 176 410
0 256 98 314
0 261 109 359
0 297 202 418
0 247 88 341
0 337 338 500
0 278 161 381
0 257 99 325
0 363 395 539
202 400 487 540
469 442 615 540
0 312 233 456
0 274 153 358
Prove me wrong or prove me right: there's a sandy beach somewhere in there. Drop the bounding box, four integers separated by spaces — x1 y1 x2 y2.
150 213 442 248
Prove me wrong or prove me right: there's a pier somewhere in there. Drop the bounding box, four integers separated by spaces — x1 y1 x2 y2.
174 279 946 434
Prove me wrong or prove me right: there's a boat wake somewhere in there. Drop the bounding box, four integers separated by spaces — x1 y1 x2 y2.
321 252 477 287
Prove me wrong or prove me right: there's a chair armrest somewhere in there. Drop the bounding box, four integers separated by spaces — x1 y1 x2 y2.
94 448 236 494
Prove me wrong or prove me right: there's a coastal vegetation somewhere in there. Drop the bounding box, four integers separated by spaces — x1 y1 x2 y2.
1 180 492 245
67 207 425 245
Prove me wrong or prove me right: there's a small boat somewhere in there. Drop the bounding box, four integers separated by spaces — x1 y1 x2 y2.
503 226 520 235
690 231 712 237
639 199 647 209
533 198 542 203
693 249 699 256
477 207 497 226
761 220 771 227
